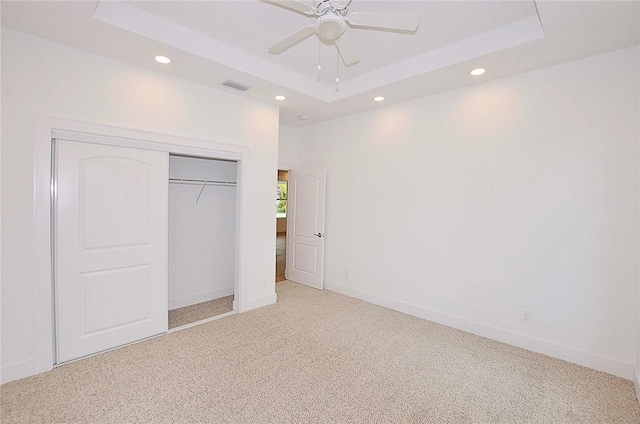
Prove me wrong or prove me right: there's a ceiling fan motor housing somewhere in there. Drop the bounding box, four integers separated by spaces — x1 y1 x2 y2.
315 14 346 41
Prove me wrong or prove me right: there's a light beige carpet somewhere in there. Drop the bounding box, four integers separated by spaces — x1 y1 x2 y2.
169 295 234 329
2 281 639 423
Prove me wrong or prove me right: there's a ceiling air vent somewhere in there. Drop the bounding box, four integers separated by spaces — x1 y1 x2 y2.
222 80 251 92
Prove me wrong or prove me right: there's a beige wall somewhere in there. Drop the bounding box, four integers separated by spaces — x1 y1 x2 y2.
278 126 299 170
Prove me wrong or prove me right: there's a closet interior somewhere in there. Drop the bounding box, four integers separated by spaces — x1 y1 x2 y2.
168 154 237 329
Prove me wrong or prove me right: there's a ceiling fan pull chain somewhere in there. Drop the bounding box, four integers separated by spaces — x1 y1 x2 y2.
335 41 340 92
317 38 322 81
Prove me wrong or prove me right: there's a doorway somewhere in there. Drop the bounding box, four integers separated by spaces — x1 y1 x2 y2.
276 170 289 282
168 155 237 329
282 168 327 289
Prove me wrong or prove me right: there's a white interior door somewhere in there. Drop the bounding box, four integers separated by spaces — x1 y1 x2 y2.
55 139 168 363
286 168 326 289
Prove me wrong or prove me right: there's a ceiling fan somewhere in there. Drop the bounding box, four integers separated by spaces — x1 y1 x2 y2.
260 0 421 67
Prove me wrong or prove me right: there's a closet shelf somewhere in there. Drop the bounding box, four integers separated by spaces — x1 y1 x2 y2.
170 178 236 204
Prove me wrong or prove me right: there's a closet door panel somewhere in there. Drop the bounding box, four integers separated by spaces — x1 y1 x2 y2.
56 139 169 363
80 157 150 249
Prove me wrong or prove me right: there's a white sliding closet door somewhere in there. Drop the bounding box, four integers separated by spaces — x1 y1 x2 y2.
56 140 169 363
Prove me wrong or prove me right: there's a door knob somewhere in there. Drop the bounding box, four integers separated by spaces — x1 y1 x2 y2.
313 232 324 238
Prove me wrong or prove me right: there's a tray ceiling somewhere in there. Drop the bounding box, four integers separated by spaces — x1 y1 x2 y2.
2 1 639 126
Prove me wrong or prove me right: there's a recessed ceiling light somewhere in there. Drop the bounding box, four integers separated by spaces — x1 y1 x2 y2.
298 115 309 121
373 96 385 102
275 95 286 101
154 55 171 64
470 68 486 76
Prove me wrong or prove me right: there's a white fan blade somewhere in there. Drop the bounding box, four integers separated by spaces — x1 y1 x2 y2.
260 0 317 16
347 12 420 32
335 31 359 66
269 25 316 54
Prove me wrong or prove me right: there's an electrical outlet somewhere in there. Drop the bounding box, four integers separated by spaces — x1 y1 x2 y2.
521 309 531 323
344 271 350 280
263 278 268 287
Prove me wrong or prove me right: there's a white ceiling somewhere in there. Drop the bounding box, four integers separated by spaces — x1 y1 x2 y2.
2 1 639 127
127 1 538 83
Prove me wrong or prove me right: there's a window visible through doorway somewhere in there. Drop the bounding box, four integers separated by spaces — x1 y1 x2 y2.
277 180 287 218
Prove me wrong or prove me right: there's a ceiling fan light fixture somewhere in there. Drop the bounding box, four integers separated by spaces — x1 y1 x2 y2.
263 0 421 70
373 96 385 102
275 95 286 101
315 14 346 41
470 67 486 76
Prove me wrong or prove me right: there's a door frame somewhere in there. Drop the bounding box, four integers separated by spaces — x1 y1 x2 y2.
34 117 249 375
276 169 290 283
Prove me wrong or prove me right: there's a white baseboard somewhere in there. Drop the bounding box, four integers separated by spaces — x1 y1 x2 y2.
168 286 234 310
634 368 640 408
324 281 634 380
1 359 34 384
244 293 277 311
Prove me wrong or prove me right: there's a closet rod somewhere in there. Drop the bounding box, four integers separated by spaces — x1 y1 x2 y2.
169 178 237 187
